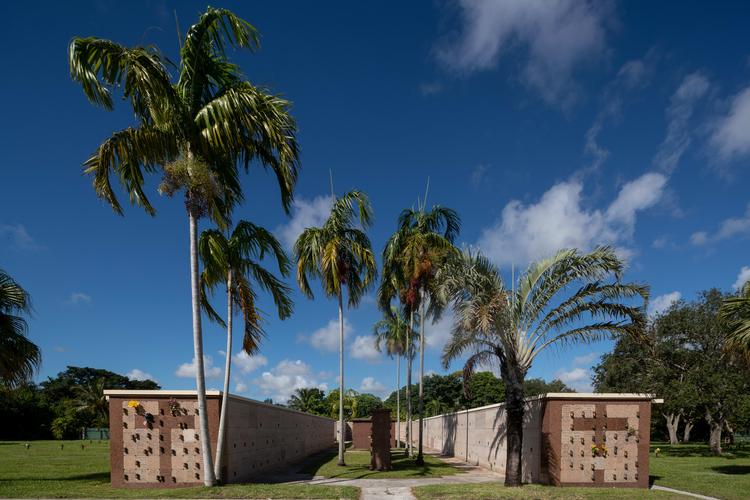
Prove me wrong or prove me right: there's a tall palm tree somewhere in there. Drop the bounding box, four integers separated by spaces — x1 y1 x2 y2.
373 307 414 448
288 387 326 414
69 8 299 485
199 220 293 482
438 247 647 486
380 205 460 463
0 270 40 388
294 190 377 466
720 281 750 351
73 378 109 427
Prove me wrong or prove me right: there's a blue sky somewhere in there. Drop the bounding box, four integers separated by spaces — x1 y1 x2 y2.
2 0 750 401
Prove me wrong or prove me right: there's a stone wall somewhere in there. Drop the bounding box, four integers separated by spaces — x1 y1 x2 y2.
400 393 654 488
106 390 335 488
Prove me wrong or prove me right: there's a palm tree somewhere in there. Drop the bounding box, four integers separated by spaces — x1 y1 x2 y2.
288 387 326 414
379 205 460 463
0 270 40 388
720 281 750 351
69 8 299 485
438 247 647 486
373 307 414 448
294 190 377 466
199 220 293 482
73 378 109 426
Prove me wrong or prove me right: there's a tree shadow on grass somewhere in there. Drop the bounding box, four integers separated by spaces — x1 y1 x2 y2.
297 450 458 480
712 465 750 475
651 444 750 459
648 475 662 487
0 472 110 482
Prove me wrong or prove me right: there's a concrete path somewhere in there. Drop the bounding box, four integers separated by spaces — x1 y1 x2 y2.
650 485 720 500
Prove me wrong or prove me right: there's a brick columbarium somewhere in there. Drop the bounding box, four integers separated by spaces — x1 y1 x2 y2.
369 408 392 471
105 390 335 488
401 393 661 488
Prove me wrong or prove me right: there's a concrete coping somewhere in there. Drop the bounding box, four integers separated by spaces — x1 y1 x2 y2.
419 392 661 422
103 389 335 422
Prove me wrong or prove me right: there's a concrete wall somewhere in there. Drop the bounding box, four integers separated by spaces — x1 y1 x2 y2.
400 393 653 488
106 390 335 488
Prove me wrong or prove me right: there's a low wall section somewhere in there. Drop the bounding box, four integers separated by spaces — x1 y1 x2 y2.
105 390 335 488
401 393 654 488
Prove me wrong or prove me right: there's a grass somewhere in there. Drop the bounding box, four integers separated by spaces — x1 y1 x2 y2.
299 449 461 479
0 440 358 499
414 442 750 500
649 442 750 500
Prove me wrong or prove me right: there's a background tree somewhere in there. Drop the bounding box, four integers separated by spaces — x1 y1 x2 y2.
199 220 293 481
294 190 376 466
72 378 108 427
353 393 384 417
439 247 647 486
373 307 413 447
288 388 328 416
0 270 40 388
720 281 750 351
70 7 299 485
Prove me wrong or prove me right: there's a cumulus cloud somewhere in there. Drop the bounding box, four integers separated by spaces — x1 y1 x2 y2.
690 203 750 246
733 266 750 291
556 367 592 392
436 0 613 107
477 172 667 266
127 368 156 382
350 335 382 363
711 85 750 161
275 195 333 249
0 224 41 251
303 318 353 353
232 352 268 374
175 356 222 379
234 381 249 393
360 376 387 396
66 292 92 305
648 291 682 318
425 313 454 351
572 352 599 367
653 72 710 174
254 359 328 403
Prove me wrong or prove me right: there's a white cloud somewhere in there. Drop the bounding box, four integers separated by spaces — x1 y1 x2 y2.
711 85 750 161
350 335 382 363
555 366 593 392
648 291 682 318
127 368 156 382
653 72 710 174
232 351 268 374
690 203 750 246
66 292 92 305
0 224 41 251
254 359 328 403
303 318 353 353
436 0 612 107
275 195 333 249
470 165 489 187
733 266 750 291
234 381 249 393
572 352 599 367
359 376 387 397
175 355 222 379
425 314 454 351
477 172 667 266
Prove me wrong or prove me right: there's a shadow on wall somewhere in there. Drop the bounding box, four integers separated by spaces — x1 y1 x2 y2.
442 413 456 456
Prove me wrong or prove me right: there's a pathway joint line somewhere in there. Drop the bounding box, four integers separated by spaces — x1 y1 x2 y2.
650 484 720 500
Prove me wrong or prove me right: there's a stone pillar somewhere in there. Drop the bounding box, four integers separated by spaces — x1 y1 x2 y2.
370 409 392 471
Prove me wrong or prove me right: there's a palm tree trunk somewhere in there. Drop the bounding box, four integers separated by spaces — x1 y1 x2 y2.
503 364 524 487
406 309 413 457
337 289 346 466
396 353 401 448
189 210 216 486
214 269 233 482
416 297 425 465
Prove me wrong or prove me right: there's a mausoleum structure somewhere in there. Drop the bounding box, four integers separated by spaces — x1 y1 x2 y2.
105 389 334 488
402 393 659 488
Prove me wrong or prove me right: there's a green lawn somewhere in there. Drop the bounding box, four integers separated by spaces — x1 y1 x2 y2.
0 441 358 499
649 442 750 500
299 449 461 479
412 483 683 499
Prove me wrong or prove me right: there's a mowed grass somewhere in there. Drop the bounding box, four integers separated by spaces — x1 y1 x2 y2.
0 440 358 498
299 449 461 479
649 442 750 500
412 483 684 499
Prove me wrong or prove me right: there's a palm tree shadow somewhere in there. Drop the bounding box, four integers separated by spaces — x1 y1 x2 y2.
712 465 750 475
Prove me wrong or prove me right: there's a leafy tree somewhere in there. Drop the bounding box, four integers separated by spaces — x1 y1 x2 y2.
465 371 504 407
373 307 414 446
0 270 41 387
379 203 460 463
70 7 299 485
288 388 327 416
720 281 750 351
73 378 108 427
295 190 376 466
199 220 292 480
524 378 573 396
326 388 358 420
354 393 384 418
439 247 646 486
0 384 53 439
